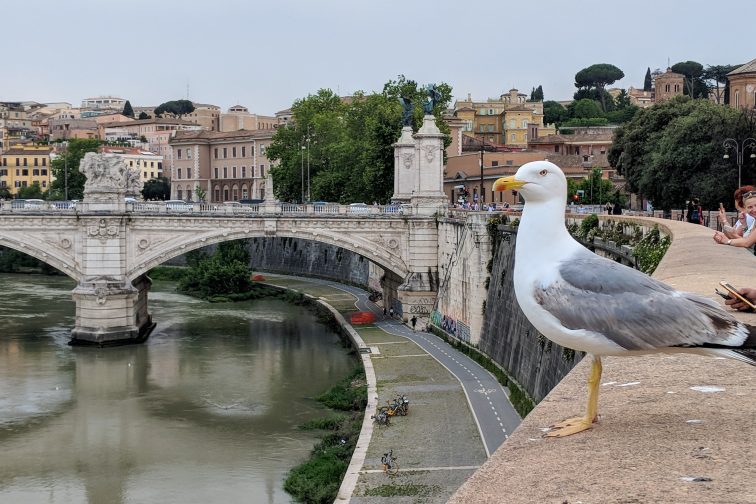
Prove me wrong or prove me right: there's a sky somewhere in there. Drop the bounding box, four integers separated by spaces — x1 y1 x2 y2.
2 0 754 115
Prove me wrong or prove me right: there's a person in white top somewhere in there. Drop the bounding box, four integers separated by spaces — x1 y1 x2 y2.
717 185 755 240
713 190 756 248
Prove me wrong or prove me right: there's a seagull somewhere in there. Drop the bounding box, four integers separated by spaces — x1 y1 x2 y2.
492 161 756 437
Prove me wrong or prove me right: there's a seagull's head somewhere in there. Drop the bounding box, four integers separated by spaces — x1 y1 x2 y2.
492 161 567 204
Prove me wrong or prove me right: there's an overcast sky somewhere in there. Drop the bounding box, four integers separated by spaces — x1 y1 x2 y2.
3 0 754 115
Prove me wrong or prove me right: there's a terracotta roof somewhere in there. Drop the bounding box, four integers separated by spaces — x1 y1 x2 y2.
170 129 274 143
1 147 52 156
727 58 756 76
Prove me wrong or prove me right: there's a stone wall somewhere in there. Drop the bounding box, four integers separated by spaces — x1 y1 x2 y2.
247 237 370 288
479 226 583 403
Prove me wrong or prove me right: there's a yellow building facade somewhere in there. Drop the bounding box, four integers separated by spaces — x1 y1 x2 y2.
453 88 556 147
0 145 53 195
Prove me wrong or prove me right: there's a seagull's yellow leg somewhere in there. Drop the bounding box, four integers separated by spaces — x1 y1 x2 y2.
545 355 602 437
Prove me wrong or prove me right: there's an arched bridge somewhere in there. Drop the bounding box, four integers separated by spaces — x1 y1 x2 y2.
0 201 441 345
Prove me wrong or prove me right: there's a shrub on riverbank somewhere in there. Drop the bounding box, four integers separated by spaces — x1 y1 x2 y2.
285 367 366 504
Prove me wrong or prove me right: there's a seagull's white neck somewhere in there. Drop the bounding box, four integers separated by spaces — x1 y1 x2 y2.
516 198 579 267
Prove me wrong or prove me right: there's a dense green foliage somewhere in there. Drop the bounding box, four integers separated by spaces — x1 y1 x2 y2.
543 100 568 126
17 182 45 199
138 111 150 120
154 99 195 118
122 100 134 118
49 138 102 200
178 241 253 300
284 367 366 504
609 96 755 210
670 61 708 99
267 76 452 204
566 168 625 205
142 176 171 200
644 67 652 92
529 85 544 101
574 63 625 112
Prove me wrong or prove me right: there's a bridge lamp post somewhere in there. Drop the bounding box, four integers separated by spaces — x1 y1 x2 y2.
300 144 306 204
306 135 311 203
723 137 756 188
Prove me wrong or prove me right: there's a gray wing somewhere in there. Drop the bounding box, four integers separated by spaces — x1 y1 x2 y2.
534 252 743 350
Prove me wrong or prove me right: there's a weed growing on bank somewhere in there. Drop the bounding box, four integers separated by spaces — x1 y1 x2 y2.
284 367 367 504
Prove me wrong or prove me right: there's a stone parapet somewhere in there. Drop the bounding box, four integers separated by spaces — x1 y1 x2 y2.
449 217 756 503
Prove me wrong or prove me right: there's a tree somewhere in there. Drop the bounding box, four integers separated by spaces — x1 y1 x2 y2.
0 186 12 199
154 99 195 119
138 112 150 120
609 96 751 210
17 182 45 199
49 138 101 200
643 67 652 92
575 168 619 205
178 240 252 298
194 186 207 202
574 64 625 112
122 100 134 118
702 64 739 104
543 100 568 126
569 98 603 119
670 61 707 99
142 177 171 200
267 76 452 204
529 85 544 101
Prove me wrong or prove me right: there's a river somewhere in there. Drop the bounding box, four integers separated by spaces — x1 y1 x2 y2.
0 273 357 503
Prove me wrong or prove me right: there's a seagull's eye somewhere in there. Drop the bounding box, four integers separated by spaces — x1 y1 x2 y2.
539 169 548 176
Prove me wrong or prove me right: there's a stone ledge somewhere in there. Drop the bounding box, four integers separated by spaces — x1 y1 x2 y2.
449 217 756 504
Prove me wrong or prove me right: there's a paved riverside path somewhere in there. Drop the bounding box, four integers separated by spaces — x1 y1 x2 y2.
258 273 520 502
261 273 520 455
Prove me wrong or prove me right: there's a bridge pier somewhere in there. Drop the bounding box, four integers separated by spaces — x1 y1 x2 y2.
71 274 155 347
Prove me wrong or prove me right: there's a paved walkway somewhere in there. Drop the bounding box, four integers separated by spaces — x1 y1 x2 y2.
258 273 520 502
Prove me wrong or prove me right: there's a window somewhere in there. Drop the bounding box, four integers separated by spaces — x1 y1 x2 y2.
510 134 516 141
34 158 38 166
177 168 182 179
554 145 559 153
509 120 515 128
260 145 266 155
15 158 19 166
23 158 27 166
223 167 228 178
177 149 182 159
177 188 183 200
522 120 528 128
224 188 229 200
251 145 255 156
144 171 148 179
223 147 227 158
214 167 219 178
241 146 246 157
260 164 265 177
214 187 220 202
214 148 218 159
232 166 237 178
32 169 39 176
187 168 192 179
186 149 192 159
22 169 28 176
491 160 499 167
242 187 248 199
735 90 740 108
506 160 513 166
241 166 246 178
42 181 47 188
232 147 237 157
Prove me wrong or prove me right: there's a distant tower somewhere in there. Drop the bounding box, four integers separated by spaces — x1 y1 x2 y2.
654 68 684 103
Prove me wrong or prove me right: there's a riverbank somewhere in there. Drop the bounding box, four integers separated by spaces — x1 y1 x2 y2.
258 274 500 504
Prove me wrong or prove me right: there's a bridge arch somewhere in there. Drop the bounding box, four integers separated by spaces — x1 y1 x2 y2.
0 236 79 281
126 229 409 283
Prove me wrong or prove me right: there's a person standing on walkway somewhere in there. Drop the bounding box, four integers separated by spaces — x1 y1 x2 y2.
410 316 417 331
389 307 394 319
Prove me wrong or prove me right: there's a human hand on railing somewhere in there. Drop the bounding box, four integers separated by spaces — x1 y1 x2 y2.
712 231 728 245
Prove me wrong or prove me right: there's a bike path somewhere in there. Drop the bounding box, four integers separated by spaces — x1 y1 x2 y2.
260 273 521 456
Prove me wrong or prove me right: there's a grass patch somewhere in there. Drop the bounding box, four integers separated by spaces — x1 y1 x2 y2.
284 367 367 504
363 483 439 497
428 325 535 417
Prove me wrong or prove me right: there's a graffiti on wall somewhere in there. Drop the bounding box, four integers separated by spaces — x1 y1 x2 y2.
431 310 470 342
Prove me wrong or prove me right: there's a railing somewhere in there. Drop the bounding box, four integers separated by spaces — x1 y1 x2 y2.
0 200 417 217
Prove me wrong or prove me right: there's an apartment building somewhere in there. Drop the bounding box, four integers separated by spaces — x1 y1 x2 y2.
0 145 53 194
99 118 202 157
100 146 163 183
220 105 279 132
452 88 556 147
0 102 34 152
169 129 274 202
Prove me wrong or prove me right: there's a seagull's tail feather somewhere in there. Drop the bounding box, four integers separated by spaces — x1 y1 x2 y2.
731 323 756 366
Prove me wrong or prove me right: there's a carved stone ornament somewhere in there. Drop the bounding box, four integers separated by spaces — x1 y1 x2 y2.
60 238 72 249
402 153 414 169
87 218 119 243
421 144 437 162
94 286 108 305
81 152 144 201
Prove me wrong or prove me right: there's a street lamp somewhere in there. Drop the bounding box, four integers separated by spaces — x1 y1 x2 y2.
300 144 306 203
306 135 311 202
723 137 756 188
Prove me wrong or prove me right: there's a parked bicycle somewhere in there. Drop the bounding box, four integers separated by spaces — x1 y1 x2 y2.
381 449 399 476
371 409 390 427
381 394 409 417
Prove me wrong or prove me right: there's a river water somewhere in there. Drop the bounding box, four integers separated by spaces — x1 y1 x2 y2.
0 273 356 503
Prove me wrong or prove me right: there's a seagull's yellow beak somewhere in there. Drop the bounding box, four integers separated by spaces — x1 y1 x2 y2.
492 175 525 192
